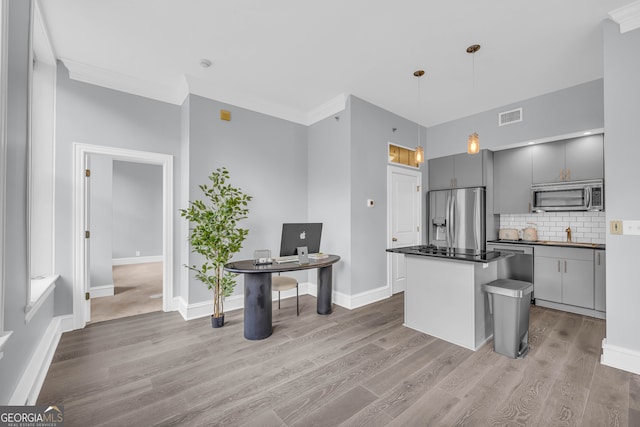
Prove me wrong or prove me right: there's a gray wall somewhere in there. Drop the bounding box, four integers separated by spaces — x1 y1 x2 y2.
350 96 426 295
0 0 55 404
88 154 113 288
54 63 181 314
307 103 352 294
603 20 640 354
185 94 308 304
112 160 163 259
426 79 604 159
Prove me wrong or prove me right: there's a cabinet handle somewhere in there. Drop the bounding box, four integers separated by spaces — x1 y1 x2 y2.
598 252 601 265
560 169 565 181
564 260 567 273
557 260 561 272
566 169 571 180
528 202 531 213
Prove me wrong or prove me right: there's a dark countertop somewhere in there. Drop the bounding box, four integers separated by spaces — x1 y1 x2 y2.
386 245 512 263
224 254 340 274
487 239 605 250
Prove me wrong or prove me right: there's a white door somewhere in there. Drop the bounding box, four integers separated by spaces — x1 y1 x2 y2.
83 154 92 322
388 166 422 294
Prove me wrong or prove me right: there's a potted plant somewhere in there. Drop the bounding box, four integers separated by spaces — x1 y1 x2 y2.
180 167 252 328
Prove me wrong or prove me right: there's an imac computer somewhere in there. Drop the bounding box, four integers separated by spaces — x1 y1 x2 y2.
279 223 322 257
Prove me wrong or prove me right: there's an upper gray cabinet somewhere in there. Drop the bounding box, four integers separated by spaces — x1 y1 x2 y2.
532 134 604 184
428 151 487 190
493 146 532 214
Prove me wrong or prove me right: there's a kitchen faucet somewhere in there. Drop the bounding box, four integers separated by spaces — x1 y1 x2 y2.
565 227 572 243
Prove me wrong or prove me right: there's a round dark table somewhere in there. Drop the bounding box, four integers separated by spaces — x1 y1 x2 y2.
224 255 341 340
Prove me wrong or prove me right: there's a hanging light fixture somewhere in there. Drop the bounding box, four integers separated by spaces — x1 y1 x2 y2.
467 44 481 154
414 69 425 164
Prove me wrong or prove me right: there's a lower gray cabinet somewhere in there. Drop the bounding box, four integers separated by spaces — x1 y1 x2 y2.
595 250 606 312
534 246 594 309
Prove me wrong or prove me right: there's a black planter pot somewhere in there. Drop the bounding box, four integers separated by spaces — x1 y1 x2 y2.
211 314 225 328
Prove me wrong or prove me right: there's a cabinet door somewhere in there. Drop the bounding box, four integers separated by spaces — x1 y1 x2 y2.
428 156 454 190
564 135 604 181
453 152 484 188
534 256 562 303
595 250 606 312
532 142 565 183
562 258 594 308
494 147 532 214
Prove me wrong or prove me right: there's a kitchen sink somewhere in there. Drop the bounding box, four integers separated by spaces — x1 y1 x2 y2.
536 240 599 248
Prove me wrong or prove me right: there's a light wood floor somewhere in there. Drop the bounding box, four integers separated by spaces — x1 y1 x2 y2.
90 262 163 323
38 293 640 426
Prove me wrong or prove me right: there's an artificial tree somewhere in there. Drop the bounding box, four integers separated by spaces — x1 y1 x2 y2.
180 167 251 327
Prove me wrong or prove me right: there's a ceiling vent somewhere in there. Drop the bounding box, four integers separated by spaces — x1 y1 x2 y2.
498 108 523 126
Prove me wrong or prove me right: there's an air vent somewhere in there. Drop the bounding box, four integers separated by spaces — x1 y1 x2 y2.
498 108 523 126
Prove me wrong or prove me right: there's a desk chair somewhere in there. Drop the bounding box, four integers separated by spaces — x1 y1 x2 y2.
272 274 299 316
253 250 299 316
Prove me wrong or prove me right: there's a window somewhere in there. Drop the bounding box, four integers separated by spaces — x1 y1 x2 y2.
0 0 11 354
388 143 421 168
26 1 58 320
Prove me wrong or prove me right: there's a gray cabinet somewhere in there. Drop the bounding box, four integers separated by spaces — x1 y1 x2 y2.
493 146 532 214
564 135 604 181
595 250 606 312
428 151 486 190
532 135 604 184
534 246 594 309
428 155 455 190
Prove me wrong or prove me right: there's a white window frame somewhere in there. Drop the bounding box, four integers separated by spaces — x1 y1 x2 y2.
0 0 13 357
25 0 58 322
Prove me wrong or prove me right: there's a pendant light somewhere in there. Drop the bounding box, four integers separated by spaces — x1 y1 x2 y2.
414 69 425 164
467 44 481 154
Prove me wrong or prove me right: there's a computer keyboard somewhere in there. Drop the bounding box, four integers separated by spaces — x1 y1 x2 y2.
274 255 298 263
275 253 325 263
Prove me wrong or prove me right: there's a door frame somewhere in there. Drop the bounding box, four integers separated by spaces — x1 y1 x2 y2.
386 164 422 296
72 143 174 329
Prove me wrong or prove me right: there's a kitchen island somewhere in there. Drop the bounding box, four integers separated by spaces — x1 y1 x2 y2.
387 245 512 351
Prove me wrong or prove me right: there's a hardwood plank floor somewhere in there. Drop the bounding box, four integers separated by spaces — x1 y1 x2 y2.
37 294 640 426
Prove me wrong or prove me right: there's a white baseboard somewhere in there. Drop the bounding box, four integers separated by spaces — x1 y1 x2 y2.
90 284 114 298
296 282 390 310
601 338 640 375
175 282 316 321
535 299 606 320
10 314 73 405
112 255 163 266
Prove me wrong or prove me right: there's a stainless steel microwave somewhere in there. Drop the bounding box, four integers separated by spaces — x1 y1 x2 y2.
531 179 604 212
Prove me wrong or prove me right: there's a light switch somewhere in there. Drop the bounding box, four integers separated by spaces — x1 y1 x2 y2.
610 220 623 235
623 220 640 236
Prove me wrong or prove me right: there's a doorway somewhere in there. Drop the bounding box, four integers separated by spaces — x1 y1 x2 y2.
88 157 164 323
387 165 422 295
72 143 174 330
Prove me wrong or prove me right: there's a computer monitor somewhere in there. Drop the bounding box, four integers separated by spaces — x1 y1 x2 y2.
279 223 322 256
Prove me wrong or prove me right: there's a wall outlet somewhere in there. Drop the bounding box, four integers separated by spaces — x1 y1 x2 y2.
135 251 141 257
623 220 640 236
610 220 623 235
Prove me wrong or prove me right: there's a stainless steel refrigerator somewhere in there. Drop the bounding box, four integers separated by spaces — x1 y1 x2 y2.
428 187 486 252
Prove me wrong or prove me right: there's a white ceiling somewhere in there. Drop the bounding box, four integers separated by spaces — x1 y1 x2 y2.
38 0 633 127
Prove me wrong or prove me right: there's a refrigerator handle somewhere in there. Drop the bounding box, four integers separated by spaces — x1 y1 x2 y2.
447 191 453 248
473 188 481 252
450 192 456 249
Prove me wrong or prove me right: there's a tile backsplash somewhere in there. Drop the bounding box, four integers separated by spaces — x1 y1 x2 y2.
499 212 606 244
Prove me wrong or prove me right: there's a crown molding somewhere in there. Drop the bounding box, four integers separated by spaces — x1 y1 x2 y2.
304 93 347 126
62 59 345 125
609 1 640 33
61 58 188 105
